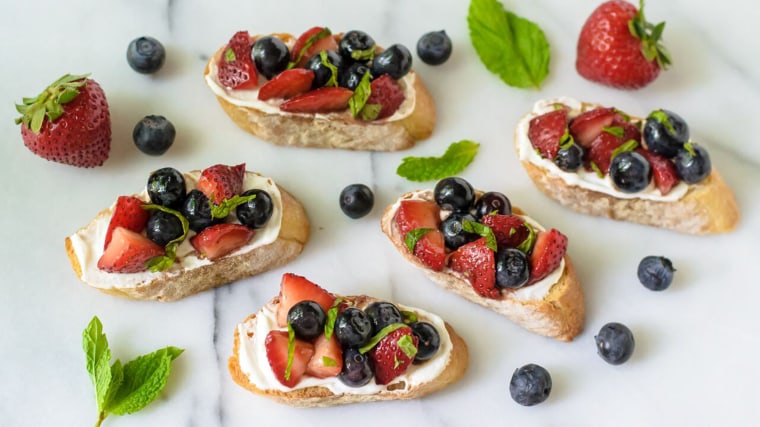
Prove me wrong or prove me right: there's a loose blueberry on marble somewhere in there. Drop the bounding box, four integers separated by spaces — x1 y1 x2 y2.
371 44 412 80
147 167 186 209
439 211 479 250
610 151 651 193
251 36 290 79
126 36 166 74
287 300 326 341
338 30 376 62
133 115 176 156
595 322 635 365
339 184 374 219
416 30 453 65
364 301 403 334
146 210 184 246
236 189 273 228
181 189 218 232
473 191 512 218
434 177 475 212
643 109 689 158
674 143 712 183
339 347 374 387
495 248 530 289
637 255 675 291
334 307 372 348
509 364 552 406
409 321 440 362
554 143 584 172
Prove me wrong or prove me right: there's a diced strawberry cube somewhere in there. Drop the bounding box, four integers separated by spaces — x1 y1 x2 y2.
290 27 338 68
569 107 616 147
306 334 343 379
265 330 315 388
394 200 446 271
528 229 567 284
276 273 335 327
104 196 149 250
190 223 254 261
480 214 530 249
449 237 499 299
637 148 680 195
97 227 165 273
528 109 568 160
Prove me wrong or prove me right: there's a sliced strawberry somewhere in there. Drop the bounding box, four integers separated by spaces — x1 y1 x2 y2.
569 107 616 148
258 68 315 101
97 227 164 273
218 31 258 90
528 229 568 285
368 326 418 385
586 131 624 175
279 87 353 114
394 200 446 271
306 334 343 379
480 214 530 250
190 223 254 261
612 115 643 143
264 330 315 388
449 237 499 299
290 27 338 68
528 109 568 160
195 163 245 205
636 148 679 195
365 75 405 120
104 196 149 249
276 273 336 327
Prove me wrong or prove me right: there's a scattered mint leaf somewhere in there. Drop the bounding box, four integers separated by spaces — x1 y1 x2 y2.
288 27 331 69
143 204 190 272
209 193 257 219
285 323 296 381
684 142 696 157
603 126 625 138
349 71 373 118
359 323 407 354
224 48 236 62
83 317 112 412
468 0 550 88
590 161 604 178
322 356 338 367
396 334 418 360
558 128 575 150
462 220 497 251
324 297 343 339
610 139 639 160
401 310 418 324
319 51 339 87
397 140 480 182
649 109 676 134
516 222 536 254
404 228 433 253
360 103 381 121
351 47 375 62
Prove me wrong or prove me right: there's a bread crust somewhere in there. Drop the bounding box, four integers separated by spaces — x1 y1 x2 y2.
514 101 739 234
228 295 468 407
380 191 584 342
64 176 310 302
204 33 436 151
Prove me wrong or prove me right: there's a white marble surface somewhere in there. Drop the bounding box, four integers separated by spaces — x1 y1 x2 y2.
1 0 759 426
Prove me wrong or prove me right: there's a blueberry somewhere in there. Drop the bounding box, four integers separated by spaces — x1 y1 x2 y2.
338 30 376 62
127 36 166 74
251 36 290 79
371 44 412 80
287 301 326 341
338 347 373 387
473 191 512 218
133 115 176 156
334 307 372 348
339 184 374 219
674 143 711 183
416 30 452 66
181 189 219 232
610 151 651 193
495 248 530 289
643 109 689 158
439 211 479 250
236 189 273 228
434 177 475 212
147 167 186 209
145 210 184 246
595 322 635 365
637 256 675 291
306 50 345 89
409 322 440 362
554 143 584 172
509 364 552 406
364 301 403 335
340 62 373 90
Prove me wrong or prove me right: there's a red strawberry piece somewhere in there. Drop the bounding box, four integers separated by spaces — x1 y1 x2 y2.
569 107 617 148
528 109 568 160
16 74 111 168
190 223 254 261
586 131 624 175
576 0 671 89
449 237 499 299
97 227 164 273
196 163 246 205
365 75 405 120
528 229 568 285
290 27 338 68
279 87 353 114
612 115 642 142
636 148 679 195
257 68 315 101
306 334 343 379
368 326 418 385
394 200 446 271
218 31 258 90
264 330 315 388
104 196 149 250
480 214 530 249
276 273 336 327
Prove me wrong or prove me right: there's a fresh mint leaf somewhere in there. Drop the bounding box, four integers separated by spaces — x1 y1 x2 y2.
462 220 497 251
516 222 536 254
285 323 296 381
349 71 373 118
610 139 639 160
404 228 433 253
397 140 479 182
360 103 381 121
324 297 343 340
396 334 418 360
143 204 190 272
288 27 331 69
209 193 257 219
319 51 339 87
401 310 418 324
83 316 112 412
603 126 625 138
468 0 550 88
107 347 184 415
359 323 407 354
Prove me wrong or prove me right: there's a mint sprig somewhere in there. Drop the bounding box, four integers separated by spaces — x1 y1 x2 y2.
397 140 480 182
468 0 550 88
83 316 183 427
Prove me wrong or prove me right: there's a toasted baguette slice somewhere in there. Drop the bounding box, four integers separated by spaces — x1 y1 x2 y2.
381 190 584 342
204 32 435 151
229 293 468 407
515 98 739 234
65 170 310 301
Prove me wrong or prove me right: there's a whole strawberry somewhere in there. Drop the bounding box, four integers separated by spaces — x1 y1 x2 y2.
15 73 111 167
576 0 671 89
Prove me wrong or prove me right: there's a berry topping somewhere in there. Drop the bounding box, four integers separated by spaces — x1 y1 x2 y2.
306 334 343 379
416 30 453 66
132 115 175 156
235 189 273 229
306 50 345 89
181 189 219 233
291 27 337 68
97 227 165 274
480 214 531 250
509 364 552 406
287 301 327 341
439 211 479 250
434 177 475 212
147 167 186 209
334 307 372 348
104 196 149 250
595 322 635 365
251 36 290 79
257 68 314 101
279 87 353 114
674 143 711 183
371 44 412 80
449 237 499 299
196 163 245 205
218 31 257 90
586 131 625 175
264 330 315 388
495 248 530 289
338 30 376 61
364 302 403 335
473 191 512 218
339 184 374 219
366 325 418 385
528 229 567 285
527 109 568 160
394 200 446 271
409 321 440 362
364 74 405 120
637 255 675 291
610 151 651 193
569 107 617 147
643 109 689 158
126 36 166 74
189 223 254 261
554 142 585 172
636 148 679 195
340 62 373 91
338 347 373 387
276 273 335 328
146 210 185 247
